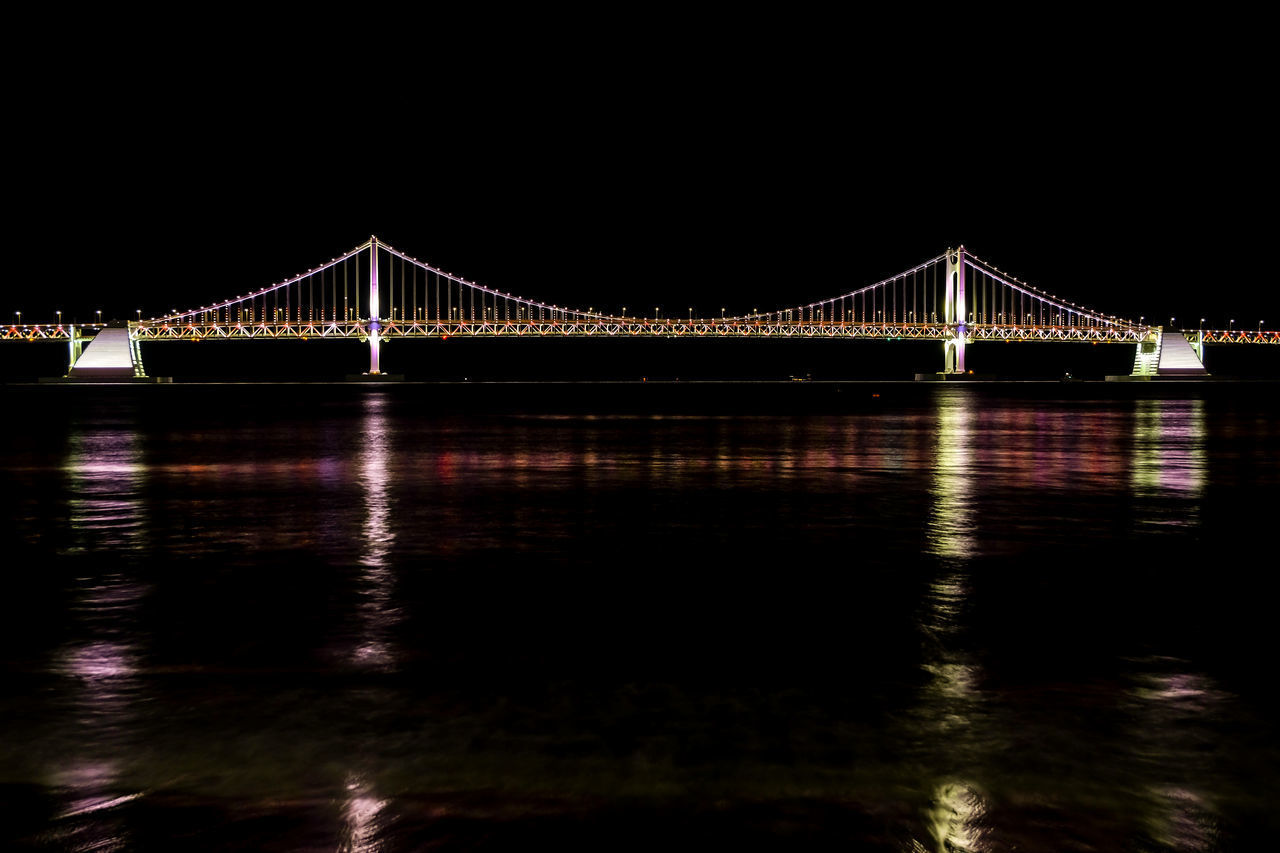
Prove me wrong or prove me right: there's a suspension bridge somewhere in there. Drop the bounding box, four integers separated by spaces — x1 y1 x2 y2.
4 238 1276 381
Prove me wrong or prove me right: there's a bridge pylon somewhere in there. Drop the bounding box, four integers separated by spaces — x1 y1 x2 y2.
943 246 968 373
367 236 382 375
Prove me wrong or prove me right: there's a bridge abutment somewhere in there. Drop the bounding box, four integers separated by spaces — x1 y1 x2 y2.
60 323 163 382
68 325 84 371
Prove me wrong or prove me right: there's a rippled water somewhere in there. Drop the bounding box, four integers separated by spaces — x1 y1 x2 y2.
1 382 1277 850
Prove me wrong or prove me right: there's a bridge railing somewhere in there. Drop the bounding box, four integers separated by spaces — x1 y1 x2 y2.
1197 329 1280 344
1 324 104 341
12 320 1265 347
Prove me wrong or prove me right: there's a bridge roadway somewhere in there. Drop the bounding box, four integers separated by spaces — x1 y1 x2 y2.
8 320 1279 345
0 319 1164 343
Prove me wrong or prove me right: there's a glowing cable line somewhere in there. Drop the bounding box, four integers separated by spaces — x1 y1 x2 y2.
723 254 950 323
146 240 373 324
963 254 1140 328
134 239 1168 335
380 241 612 321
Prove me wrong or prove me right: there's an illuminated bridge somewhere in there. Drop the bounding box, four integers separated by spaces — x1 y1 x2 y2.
5 237 1277 380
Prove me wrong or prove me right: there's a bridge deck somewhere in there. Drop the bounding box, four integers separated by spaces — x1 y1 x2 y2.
5 322 1278 345
127 320 1152 343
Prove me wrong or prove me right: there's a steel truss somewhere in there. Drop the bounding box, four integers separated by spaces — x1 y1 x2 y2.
1197 329 1280 344
6 323 1273 347
0 325 89 341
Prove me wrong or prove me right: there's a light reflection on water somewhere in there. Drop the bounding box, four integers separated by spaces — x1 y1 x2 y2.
2 387 1273 850
63 425 148 554
926 395 975 560
340 772 389 853
48 577 146 850
915 566 989 851
44 424 150 849
922 781 989 853
1129 665 1226 851
1132 398 1207 527
1146 785 1220 852
918 390 988 849
351 392 400 672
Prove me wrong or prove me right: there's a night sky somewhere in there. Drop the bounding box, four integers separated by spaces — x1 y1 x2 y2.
5 15 1274 337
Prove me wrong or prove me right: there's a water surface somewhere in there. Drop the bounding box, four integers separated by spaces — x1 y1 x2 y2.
1 383 1277 850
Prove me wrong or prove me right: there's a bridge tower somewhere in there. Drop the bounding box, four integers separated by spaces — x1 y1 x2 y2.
366 236 382 375
943 246 967 373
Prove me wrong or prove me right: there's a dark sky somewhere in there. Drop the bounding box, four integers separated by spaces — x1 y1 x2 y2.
5 15 1273 333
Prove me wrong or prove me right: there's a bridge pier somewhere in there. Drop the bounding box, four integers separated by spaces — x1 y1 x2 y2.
68 325 84 373
944 336 966 374
368 325 382 375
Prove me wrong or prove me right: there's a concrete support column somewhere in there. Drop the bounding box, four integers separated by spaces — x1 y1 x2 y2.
128 324 147 377
68 326 83 373
944 336 966 374
368 328 381 375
